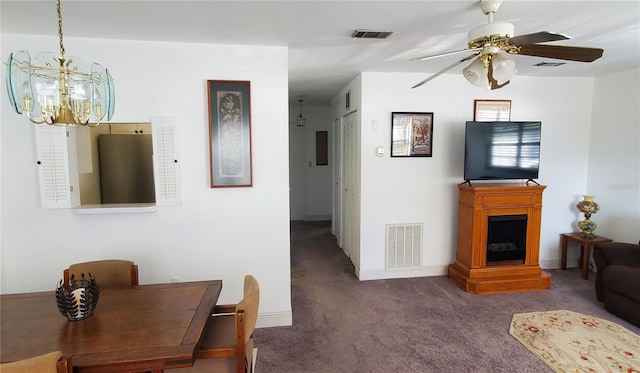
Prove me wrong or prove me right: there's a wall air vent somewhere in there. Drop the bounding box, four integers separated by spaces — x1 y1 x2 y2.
386 223 422 270
533 62 566 67
352 29 393 39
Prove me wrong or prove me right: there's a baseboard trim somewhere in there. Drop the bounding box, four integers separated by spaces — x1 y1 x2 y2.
256 311 292 328
540 258 597 273
540 259 562 269
357 265 448 281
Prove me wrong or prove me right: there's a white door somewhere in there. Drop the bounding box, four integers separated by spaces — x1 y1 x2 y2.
341 111 358 262
332 118 342 239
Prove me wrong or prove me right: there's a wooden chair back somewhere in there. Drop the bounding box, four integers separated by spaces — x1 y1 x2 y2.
63 259 138 289
0 351 72 373
195 274 260 373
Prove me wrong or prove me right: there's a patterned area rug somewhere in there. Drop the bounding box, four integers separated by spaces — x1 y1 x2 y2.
510 310 640 373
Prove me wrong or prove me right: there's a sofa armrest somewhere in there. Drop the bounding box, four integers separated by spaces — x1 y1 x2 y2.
594 242 640 267
593 241 640 302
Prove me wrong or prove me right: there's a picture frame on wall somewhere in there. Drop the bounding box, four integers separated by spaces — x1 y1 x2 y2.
391 112 434 157
473 99 511 121
316 131 328 166
207 80 253 188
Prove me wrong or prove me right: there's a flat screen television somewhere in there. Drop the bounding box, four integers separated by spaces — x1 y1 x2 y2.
463 121 541 181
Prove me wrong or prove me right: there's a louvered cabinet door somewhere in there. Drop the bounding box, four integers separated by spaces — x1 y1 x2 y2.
342 111 358 264
151 117 181 206
34 126 73 209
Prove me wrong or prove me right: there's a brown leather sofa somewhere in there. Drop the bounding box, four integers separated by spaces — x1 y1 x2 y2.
593 241 640 327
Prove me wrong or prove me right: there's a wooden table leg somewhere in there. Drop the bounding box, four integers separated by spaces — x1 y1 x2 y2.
561 234 568 270
581 243 591 280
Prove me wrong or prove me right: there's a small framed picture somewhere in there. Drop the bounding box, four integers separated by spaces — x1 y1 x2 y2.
391 112 433 157
316 131 328 166
473 99 511 121
207 80 253 188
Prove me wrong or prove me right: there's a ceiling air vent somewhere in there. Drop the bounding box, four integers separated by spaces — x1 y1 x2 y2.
352 29 393 39
533 62 566 67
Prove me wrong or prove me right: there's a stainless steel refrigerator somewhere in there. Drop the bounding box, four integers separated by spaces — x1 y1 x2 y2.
98 134 155 204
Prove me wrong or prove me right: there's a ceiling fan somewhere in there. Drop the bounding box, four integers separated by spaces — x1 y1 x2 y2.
411 0 604 90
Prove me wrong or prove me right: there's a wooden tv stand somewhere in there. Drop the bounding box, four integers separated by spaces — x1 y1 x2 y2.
448 183 551 294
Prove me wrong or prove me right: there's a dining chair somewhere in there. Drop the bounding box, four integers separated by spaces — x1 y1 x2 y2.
172 274 260 373
0 351 72 373
63 259 139 289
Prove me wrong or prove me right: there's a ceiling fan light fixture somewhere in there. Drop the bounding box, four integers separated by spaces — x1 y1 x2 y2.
491 52 517 84
479 0 504 15
467 22 514 49
410 0 603 91
463 58 489 88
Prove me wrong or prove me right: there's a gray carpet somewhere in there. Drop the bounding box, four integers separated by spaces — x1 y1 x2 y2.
253 221 639 373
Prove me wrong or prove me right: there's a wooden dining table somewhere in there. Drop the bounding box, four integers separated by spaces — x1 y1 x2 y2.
0 280 222 372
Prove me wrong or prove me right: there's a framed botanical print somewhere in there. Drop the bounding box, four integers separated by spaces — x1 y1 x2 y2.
207 80 253 187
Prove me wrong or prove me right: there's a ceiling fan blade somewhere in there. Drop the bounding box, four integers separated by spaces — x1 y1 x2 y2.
412 53 480 89
517 44 604 62
507 31 570 46
412 48 481 61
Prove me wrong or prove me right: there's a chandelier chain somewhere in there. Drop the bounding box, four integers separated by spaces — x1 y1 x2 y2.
57 0 65 57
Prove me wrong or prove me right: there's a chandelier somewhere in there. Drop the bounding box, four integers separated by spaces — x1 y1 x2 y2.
296 98 306 128
5 0 114 126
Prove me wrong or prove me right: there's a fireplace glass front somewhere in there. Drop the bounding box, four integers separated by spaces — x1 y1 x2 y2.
486 214 527 264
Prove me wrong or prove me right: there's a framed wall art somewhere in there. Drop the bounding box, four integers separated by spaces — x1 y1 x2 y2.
207 80 253 188
473 99 511 121
391 112 434 157
316 131 328 166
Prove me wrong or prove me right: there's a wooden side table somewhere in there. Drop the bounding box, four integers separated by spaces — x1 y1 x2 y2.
560 233 612 279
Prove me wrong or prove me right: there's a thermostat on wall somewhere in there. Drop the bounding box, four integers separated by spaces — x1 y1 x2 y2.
376 146 385 157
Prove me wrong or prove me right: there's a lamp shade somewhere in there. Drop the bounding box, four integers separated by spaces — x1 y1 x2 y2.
491 53 517 85
463 57 489 88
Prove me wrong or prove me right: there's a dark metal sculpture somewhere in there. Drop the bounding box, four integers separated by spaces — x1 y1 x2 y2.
56 273 100 321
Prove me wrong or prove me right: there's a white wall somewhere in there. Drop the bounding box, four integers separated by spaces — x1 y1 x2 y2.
333 71 607 279
0 34 292 326
587 68 640 243
289 104 333 221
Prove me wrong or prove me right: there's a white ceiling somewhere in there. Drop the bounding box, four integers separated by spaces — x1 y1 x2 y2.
2 1 639 104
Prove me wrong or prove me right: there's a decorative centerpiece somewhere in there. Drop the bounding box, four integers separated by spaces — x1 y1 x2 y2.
576 195 600 238
56 273 100 321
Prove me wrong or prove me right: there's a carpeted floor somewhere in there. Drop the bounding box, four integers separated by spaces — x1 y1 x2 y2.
253 221 640 373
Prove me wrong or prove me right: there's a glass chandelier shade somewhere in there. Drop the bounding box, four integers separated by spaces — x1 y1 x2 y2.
5 0 114 126
296 99 306 127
